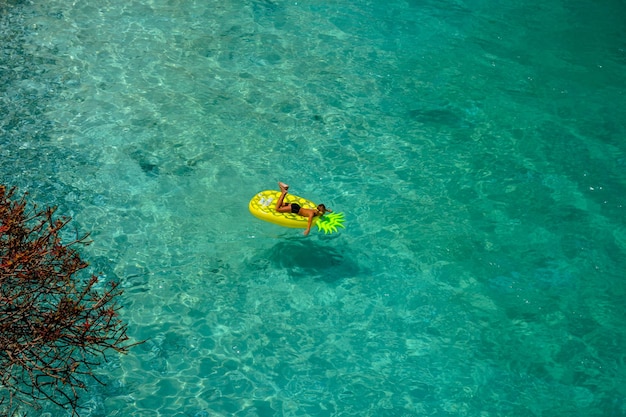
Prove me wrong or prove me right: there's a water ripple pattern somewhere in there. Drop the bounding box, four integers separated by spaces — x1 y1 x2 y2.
1 0 626 416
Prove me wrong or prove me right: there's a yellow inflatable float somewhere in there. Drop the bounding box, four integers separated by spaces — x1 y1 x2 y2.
248 190 345 234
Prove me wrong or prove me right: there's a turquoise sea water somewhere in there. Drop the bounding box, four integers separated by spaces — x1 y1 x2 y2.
2 0 626 415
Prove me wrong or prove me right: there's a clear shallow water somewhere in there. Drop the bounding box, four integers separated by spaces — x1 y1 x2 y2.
2 0 626 416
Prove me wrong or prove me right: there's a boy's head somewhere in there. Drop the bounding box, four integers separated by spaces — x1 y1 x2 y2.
317 204 327 214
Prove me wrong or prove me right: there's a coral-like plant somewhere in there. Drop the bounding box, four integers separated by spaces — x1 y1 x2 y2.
0 185 139 416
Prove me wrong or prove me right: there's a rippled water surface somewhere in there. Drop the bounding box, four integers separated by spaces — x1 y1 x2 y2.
2 0 626 415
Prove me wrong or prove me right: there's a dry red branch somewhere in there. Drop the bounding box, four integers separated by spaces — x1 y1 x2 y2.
0 185 141 416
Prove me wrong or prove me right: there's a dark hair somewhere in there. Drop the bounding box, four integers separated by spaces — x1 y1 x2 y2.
317 204 327 213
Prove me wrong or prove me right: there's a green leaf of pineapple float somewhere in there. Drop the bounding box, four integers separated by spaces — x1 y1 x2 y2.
315 212 345 234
